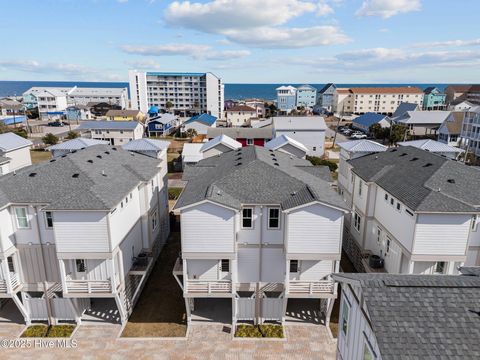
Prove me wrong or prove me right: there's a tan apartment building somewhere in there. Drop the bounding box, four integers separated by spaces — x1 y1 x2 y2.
333 87 424 115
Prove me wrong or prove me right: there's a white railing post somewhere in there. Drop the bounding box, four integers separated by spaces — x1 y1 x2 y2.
87 282 92 294
309 282 313 295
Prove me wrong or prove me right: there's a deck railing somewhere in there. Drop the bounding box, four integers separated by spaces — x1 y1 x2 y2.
9 272 19 290
0 279 6 293
186 280 232 294
65 279 112 294
288 280 334 295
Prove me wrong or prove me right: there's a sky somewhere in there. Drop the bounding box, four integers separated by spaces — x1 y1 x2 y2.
1 0 480 84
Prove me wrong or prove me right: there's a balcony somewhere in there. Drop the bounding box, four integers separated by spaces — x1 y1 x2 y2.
186 280 232 296
287 280 335 298
65 278 113 295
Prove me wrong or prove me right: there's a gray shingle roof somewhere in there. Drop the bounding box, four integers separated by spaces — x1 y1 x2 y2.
77 121 142 131
333 273 480 360
174 146 347 211
348 146 480 213
207 127 273 139
0 145 160 210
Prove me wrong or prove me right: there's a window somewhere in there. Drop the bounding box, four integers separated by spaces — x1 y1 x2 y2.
376 227 382 245
386 237 391 254
221 259 230 272
152 210 158 230
246 139 254 145
354 212 361 232
434 261 446 274
268 208 280 229
45 211 53 229
390 198 394 206
7 257 14 272
341 296 350 338
14 207 29 229
313 146 316 151
290 260 299 273
76 259 86 273
384 193 388 201
358 180 363 196
242 208 253 229
396 202 401 211
472 215 478 232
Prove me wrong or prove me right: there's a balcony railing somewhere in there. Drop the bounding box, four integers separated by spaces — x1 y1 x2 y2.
0 272 21 293
288 280 335 296
186 280 232 294
65 279 112 294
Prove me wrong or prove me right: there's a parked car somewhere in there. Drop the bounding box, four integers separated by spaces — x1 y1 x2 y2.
341 128 353 135
47 121 69 127
350 132 367 139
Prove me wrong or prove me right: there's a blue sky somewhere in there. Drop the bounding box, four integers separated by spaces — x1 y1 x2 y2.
1 0 479 83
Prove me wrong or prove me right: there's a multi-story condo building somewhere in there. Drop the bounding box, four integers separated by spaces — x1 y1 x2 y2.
128 71 224 119
423 86 446 110
315 83 336 112
340 146 480 274
173 146 349 326
461 105 480 163
276 86 297 113
295 85 317 108
332 87 424 115
445 84 480 105
0 144 170 324
225 105 257 127
22 87 128 112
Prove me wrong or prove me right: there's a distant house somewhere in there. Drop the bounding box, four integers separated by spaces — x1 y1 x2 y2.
122 138 170 159
295 84 317 108
207 127 273 146
398 139 463 159
47 138 109 158
183 113 217 135
106 109 146 122
147 113 178 137
0 132 32 172
181 143 204 168
78 121 144 145
352 112 390 133
200 135 242 159
224 99 237 110
449 99 477 111
445 84 480 105
276 86 297 113
392 102 420 117
265 135 308 158
244 100 265 117
315 83 336 112
333 272 480 360
0 156 10 176
423 86 446 110
391 110 452 136
0 98 23 116
88 102 122 117
272 116 327 156
438 112 464 147
65 105 92 121
225 105 257 127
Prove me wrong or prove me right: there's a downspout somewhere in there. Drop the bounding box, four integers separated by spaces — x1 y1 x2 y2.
34 206 54 325
256 206 264 325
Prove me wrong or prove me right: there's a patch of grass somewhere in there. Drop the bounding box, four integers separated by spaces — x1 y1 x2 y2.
46 325 76 338
30 149 51 164
168 187 183 200
235 324 284 338
21 325 49 337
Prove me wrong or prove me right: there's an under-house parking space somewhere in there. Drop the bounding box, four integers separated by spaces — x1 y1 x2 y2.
285 298 324 325
191 298 232 324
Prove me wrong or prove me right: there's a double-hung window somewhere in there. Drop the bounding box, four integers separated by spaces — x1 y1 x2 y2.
14 207 29 229
341 295 351 339
221 259 230 273
242 208 253 229
76 259 86 273
363 337 377 360
354 212 361 232
45 211 53 229
289 260 299 273
268 208 280 229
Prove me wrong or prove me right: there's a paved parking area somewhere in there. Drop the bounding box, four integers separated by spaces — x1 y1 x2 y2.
0 322 336 359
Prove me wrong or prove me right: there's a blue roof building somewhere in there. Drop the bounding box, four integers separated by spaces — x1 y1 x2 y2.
147 114 178 136
183 113 217 135
352 112 391 133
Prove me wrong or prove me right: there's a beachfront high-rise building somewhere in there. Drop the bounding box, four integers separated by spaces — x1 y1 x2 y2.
128 71 224 119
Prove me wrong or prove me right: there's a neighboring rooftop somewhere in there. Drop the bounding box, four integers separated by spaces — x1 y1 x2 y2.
446 84 480 93
297 84 317 91
318 83 335 94
226 105 257 112
175 146 348 211
184 113 217 126
398 139 463 154
442 112 464 134
333 273 480 360
105 109 143 117
392 102 420 117
0 132 33 152
348 146 480 213
0 145 161 210
148 113 177 124
265 135 308 153
182 143 204 163
272 116 327 131
46 138 109 152
350 86 423 94
200 135 242 153
338 140 387 153
122 138 170 152
393 110 451 125
352 112 389 128
207 126 273 139
77 120 142 130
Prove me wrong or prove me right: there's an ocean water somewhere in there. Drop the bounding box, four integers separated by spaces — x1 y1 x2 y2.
0 80 452 101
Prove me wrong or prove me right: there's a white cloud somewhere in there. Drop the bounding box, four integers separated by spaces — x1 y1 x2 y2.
317 0 334 16
224 25 350 48
0 60 93 75
356 0 421 18
120 43 250 60
413 38 480 48
165 0 316 33
117 0 128 3
126 59 162 70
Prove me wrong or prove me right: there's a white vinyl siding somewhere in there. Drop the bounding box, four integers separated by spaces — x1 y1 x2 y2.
181 202 235 253
287 203 343 254
297 260 333 281
54 211 110 253
237 248 259 283
413 214 471 256
187 260 219 280
261 248 285 282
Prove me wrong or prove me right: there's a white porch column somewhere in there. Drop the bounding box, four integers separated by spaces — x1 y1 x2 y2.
1 260 12 293
58 259 68 294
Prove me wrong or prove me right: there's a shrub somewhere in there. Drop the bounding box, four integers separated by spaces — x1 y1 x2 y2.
65 131 79 140
235 324 284 338
21 325 49 337
235 324 262 337
42 133 59 145
306 156 338 172
46 325 76 338
259 324 284 338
